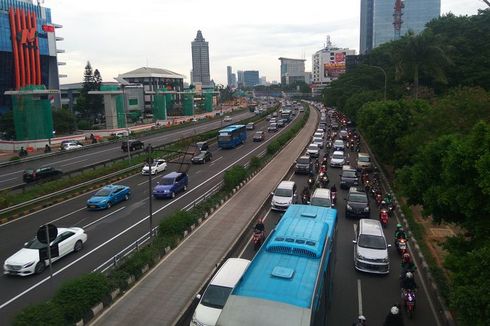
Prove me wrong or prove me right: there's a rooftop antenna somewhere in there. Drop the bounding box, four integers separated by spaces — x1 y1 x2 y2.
326 35 332 49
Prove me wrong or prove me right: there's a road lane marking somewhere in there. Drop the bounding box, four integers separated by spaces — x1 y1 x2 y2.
82 207 126 229
357 279 363 316
60 159 87 167
0 177 18 183
209 156 223 166
48 207 86 225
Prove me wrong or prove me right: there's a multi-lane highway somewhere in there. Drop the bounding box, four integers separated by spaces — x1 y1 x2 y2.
0 110 254 190
0 108 299 323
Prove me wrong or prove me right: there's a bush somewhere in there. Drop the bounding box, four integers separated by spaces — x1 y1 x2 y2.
9 156 21 161
13 302 64 326
267 141 280 155
223 165 247 191
53 273 111 324
159 210 196 237
249 156 261 171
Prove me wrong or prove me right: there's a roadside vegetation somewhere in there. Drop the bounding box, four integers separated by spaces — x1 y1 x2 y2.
323 10 490 325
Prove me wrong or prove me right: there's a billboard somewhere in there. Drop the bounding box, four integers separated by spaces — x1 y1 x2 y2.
324 51 347 78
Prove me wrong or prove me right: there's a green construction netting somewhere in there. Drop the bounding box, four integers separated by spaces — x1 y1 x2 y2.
183 92 194 116
12 85 53 140
153 89 167 120
203 92 213 112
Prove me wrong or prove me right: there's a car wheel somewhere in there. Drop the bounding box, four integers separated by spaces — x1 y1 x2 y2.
171 192 176 199
183 185 187 191
35 261 45 274
124 194 129 201
74 240 83 252
107 201 112 209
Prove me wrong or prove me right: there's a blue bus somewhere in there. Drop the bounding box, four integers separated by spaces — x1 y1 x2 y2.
217 205 337 326
218 125 247 149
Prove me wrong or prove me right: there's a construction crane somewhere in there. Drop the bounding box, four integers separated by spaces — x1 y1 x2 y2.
393 0 405 41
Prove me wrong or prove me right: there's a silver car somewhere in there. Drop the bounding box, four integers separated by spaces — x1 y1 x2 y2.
353 219 390 274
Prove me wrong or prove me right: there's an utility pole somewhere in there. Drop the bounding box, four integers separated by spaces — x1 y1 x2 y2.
147 144 154 240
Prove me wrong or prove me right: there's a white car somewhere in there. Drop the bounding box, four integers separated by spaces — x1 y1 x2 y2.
3 227 87 276
306 143 320 158
62 142 83 150
141 159 167 175
223 116 232 122
330 150 346 167
312 137 324 149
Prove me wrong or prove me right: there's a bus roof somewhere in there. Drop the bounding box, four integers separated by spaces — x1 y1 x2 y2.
218 124 245 133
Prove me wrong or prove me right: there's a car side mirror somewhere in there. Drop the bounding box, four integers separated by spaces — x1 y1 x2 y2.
352 240 357 244
388 244 392 248
196 294 201 300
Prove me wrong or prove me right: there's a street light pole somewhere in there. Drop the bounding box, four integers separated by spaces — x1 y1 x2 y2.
122 85 131 162
364 64 387 101
147 144 153 240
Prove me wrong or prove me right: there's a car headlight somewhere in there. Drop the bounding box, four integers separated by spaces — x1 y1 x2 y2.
23 261 35 268
347 205 353 210
364 207 370 212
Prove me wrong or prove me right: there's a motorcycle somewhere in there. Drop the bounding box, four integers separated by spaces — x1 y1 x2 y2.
318 173 329 188
403 289 416 319
331 191 337 207
19 148 28 157
396 237 408 255
302 192 310 204
375 192 383 206
308 176 315 189
252 228 265 251
379 209 389 227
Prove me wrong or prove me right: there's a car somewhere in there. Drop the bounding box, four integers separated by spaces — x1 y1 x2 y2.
153 172 188 199
271 180 297 211
310 188 332 208
23 167 63 183
246 122 255 130
60 140 83 151
333 139 345 151
339 130 349 140
196 141 209 152
267 123 278 132
357 153 372 171
346 187 370 219
314 131 324 138
266 114 272 121
295 155 313 174
277 119 285 128
299 107 305 112
3 227 87 276
192 151 212 164
191 258 250 326
223 116 232 122
306 143 320 158
353 219 390 274
319 123 327 131
86 184 131 210
269 118 277 124
330 150 346 167
253 131 265 142
121 139 144 152
312 137 324 149
272 112 278 117
340 167 360 189
141 159 167 175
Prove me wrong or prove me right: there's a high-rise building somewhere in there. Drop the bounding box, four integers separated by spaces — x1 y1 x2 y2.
278 57 306 85
0 0 63 113
360 0 440 54
191 30 210 86
243 71 259 87
231 73 237 88
237 70 244 87
227 66 233 87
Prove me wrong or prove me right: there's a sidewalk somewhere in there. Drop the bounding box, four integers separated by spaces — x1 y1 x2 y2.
91 109 319 326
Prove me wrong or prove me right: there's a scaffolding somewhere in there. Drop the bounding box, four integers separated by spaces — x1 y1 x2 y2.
153 89 168 120
182 91 195 116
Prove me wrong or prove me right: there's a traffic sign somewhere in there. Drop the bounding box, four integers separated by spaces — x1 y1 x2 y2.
37 224 57 244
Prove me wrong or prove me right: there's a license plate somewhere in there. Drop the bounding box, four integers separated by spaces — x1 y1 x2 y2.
89 205 96 209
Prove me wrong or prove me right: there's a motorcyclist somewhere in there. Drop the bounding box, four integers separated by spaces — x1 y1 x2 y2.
19 146 27 157
254 219 265 233
44 144 51 153
401 253 417 274
330 184 337 193
383 305 404 326
352 315 367 326
394 224 407 241
302 186 311 204
401 272 417 292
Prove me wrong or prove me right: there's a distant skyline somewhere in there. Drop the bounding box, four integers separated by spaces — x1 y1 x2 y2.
44 0 486 85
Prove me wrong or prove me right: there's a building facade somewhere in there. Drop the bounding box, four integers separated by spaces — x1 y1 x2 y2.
243 70 259 87
191 30 210 86
311 43 355 97
0 0 63 114
237 70 244 87
278 57 305 85
360 0 440 54
227 66 234 87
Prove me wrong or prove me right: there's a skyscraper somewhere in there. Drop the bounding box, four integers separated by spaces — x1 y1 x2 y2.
237 70 244 87
191 30 210 86
227 66 233 87
278 58 306 85
360 0 440 54
243 71 260 87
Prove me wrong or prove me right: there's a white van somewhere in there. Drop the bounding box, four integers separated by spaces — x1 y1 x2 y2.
310 188 332 208
353 219 390 274
191 258 250 326
271 180 297 211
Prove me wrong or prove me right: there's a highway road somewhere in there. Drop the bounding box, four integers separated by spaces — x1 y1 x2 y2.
0 109 300 324
179 106 441 325
0 110 254 190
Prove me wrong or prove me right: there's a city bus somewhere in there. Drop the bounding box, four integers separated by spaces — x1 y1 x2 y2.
217 125 247 149
281 109 292 122
217 204 338 326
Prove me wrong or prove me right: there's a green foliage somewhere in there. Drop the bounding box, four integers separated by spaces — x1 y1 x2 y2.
53 273 110 323
13 302 64 326
53 108 77 135
9 156 21 161
0 111 15 140
223 165 247 191
343 90 383 121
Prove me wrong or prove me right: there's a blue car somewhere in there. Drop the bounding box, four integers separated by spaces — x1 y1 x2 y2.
153 172 188 199
87 185 131 210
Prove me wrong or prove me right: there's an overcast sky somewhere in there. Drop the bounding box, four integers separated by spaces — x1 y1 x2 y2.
44 0 486 85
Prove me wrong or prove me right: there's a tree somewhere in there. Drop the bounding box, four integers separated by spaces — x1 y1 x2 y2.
76 62 104 125
53 108 77 134
393 30 451 99
92 69 104 119
0 111 15 140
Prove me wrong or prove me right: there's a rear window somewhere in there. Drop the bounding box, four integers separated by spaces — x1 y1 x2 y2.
349 193 368 203
359 156 370 162
297 157 310 164
343 171 357 178
311 197 331 207
332 153 344 159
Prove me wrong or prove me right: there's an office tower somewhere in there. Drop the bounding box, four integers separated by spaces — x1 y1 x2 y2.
237 70 244 87
191 30 210 86
227 66 233 87
243 71 260 87
278 58 306 85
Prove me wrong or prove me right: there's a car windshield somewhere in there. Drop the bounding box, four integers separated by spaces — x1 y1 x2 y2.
94 188 111 196
275 188 293 197
308 145 318 151
311 197 331 207
24 238 48 249
160 177 175 185
349 194 368 203
313 138 322 143
200 285 233 309
359 156 370 162
297 158 309 164
343 171 357 178
332 154 344 159
254 132 263 137
24 169 33 174
334 141 343 145
269 123 276 127
358 234 386 250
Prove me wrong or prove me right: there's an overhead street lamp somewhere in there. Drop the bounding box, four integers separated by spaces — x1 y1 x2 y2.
363 64 387 101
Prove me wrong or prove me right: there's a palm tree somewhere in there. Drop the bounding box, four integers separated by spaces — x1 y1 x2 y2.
393 30 452 99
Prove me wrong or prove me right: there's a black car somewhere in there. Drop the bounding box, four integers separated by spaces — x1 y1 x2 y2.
121 140 144 152
23 167 63 183
340 169 360 189
295 156 313 175
191 151 212 164
345 187 370 218
253 131 265 142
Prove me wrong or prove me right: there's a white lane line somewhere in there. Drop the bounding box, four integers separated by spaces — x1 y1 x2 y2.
209 156 223 166
137 179 149 186
0 127 284 310
59 159 87 167
238 208 273 258
48 207 86 225
82 206 126 229
0 177 18 183
0 170 23 178
357 279 363 316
